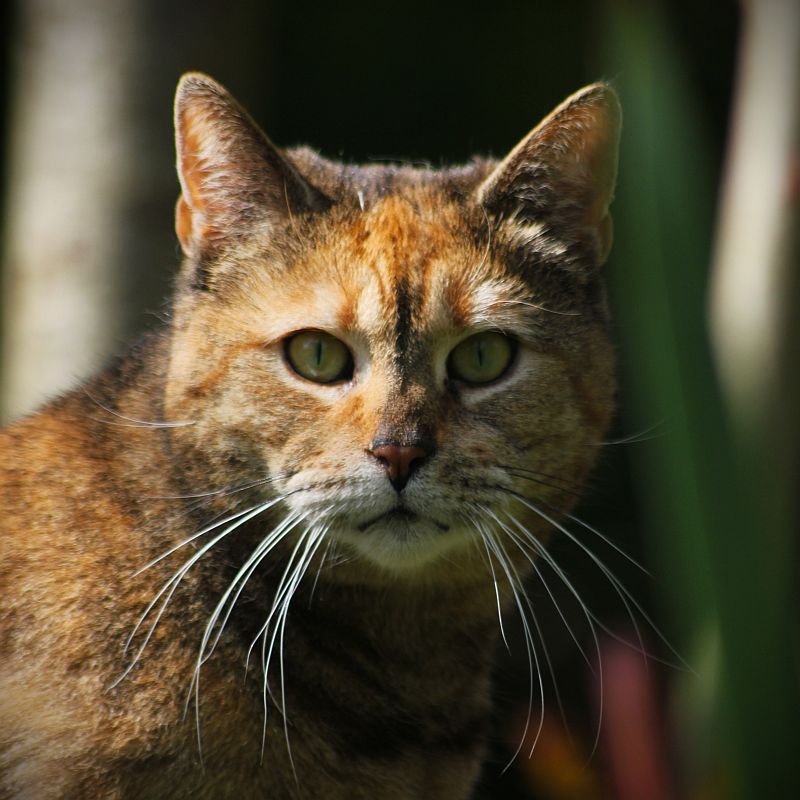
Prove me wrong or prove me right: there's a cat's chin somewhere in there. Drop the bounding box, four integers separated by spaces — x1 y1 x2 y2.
332 517 474 573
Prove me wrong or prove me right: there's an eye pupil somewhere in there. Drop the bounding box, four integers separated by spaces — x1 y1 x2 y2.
447 331 514 385
286 331 353 384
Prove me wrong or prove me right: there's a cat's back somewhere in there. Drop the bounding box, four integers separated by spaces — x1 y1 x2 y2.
0 401 118 799
0 384 149 572
0 398 108 594
0 355 194 800
1 331 174 550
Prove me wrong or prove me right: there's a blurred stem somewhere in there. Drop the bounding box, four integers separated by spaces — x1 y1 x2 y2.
710 0 800 450
602 0 800 797
709 1 800 579
708 1 800 797
707 0 800 788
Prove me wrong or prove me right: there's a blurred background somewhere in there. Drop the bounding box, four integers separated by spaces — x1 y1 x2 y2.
0 1 797 798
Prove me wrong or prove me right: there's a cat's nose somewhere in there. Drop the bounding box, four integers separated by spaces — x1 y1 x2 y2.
367 442 432 492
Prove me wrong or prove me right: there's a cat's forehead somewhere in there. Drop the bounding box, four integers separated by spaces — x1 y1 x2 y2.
260 192 530 343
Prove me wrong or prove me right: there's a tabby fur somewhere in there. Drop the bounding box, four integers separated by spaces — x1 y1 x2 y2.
0 73 620 799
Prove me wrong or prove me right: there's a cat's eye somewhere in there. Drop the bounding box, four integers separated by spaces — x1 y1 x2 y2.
285 331 353 384
447 331 515 385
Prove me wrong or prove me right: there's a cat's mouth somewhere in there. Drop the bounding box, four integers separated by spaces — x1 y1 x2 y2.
357 506 450 532
357 506 417 531
332 502 464 569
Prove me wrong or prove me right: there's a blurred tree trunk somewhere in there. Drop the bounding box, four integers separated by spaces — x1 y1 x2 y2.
0 0 274 423
1 0 142 421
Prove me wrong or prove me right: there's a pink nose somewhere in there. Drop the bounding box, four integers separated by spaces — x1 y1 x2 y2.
368 444 430 492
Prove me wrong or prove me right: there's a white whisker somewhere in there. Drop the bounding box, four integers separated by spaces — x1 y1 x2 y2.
308 535 334 606
143 474 283 502
84 390 195 427
563 510 650 575
276 526 327 783
467 509 545 766
492 298 581 317
250 524 326 776
469 512 510 652
497 508 604 757
490 508 596 671
134 499 283 578
194 511 305 669
593 420 666 446
513 493 689 671
189 512 315 762
482 526 545 765
112 498 284 690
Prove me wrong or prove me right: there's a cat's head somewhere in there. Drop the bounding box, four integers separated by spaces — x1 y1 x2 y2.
164 73 620 574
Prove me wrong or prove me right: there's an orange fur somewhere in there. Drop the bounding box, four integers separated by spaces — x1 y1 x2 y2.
0 73 620 798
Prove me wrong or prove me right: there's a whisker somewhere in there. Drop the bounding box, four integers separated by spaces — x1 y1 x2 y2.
498 509 605 758
84 390 195 428
480 525 545 766
491 298 581 317
475 506 576 735
484 506 595 672
276 526 328 783
562 509 650 575
195 511 306 668
254 526 326 769
516 494 649 666
511 492 690 671
593 420 666 446
325 540 352 567
113 498 285 691
133 498 284 578
470 512 511 652
465 509 542 763
308 536 334 606
477 202 493 273
497 464 586 499
189 513 316 764
143 474 285 502
248 529 315 685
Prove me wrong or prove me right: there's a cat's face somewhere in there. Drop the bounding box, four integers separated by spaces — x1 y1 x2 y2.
164 74 619 574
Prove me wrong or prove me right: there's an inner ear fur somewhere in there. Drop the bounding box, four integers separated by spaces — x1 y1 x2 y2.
476 83 621 265
174 72 330 258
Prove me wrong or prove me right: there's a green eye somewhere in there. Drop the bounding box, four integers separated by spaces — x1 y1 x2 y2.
285 331 353 384
447 331 515 385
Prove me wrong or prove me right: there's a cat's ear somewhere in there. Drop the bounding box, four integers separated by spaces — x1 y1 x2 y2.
174 72 330 257
476 83 621 265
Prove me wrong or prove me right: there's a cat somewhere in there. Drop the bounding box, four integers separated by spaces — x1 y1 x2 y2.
0 72 620 799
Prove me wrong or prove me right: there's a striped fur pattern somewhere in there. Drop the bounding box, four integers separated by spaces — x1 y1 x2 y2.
0 74 620 798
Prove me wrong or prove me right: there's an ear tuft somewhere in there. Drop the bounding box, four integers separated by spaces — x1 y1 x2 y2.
476 83 621 266
174 72 330 257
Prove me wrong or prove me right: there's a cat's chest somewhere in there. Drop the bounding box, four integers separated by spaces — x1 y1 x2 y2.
109 637 490 800
106 579 496 800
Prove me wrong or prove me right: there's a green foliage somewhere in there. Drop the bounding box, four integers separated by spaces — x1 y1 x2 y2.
602 2 800 796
